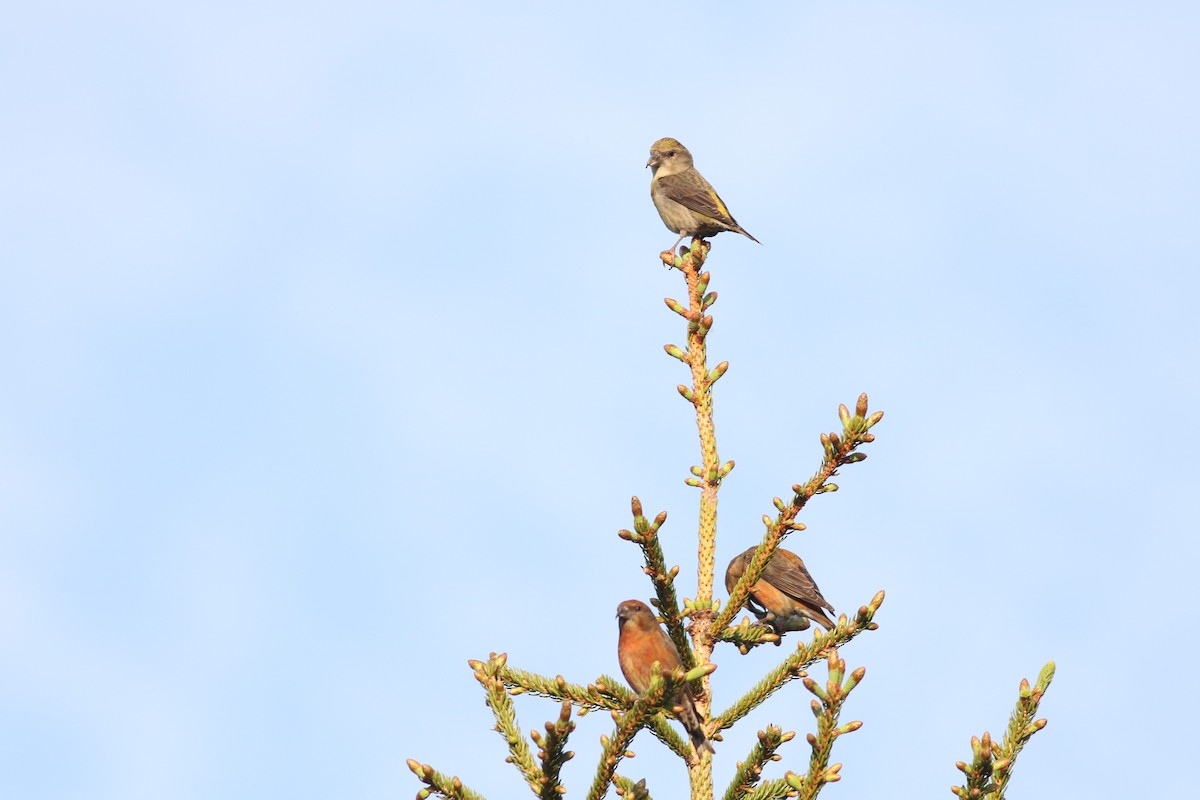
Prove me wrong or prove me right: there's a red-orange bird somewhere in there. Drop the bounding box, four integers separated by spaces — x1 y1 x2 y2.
615 599 715 756
725 547 836 636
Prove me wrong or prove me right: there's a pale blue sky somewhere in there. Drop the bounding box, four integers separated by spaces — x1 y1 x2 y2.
3 2 1198 798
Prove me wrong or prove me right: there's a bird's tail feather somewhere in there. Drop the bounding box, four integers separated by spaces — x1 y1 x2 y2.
675 699 715 756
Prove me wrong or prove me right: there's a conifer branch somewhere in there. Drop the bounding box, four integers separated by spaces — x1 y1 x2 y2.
499 666 621 711
715 615 781 654
670 239 723 800
469 652 544 792
671 242 723 613
661 241 725 610
741 777 795 800
618 496 691 667
783 649 865 800
586 665 675 800
407 760 488 800
722 725 794 800
951 662 1055 799
714 395 882 636
479 659 695 763
531 702 576 799
712 593 883 731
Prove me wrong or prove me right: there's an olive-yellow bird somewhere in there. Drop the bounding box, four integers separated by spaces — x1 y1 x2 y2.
647 137 760 254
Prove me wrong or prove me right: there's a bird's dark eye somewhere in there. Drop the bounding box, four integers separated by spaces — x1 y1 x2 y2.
667 150 676 157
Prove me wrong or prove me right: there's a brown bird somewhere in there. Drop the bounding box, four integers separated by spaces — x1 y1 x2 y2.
725 547 836 637
615 599 715 756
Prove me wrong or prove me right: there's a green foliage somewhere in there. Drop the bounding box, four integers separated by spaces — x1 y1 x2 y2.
952 663 1056 799
407 238 1054 800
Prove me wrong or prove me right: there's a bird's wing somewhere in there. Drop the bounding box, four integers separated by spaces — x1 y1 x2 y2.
762 558 833 611
656 172 738 225
651 627 684 671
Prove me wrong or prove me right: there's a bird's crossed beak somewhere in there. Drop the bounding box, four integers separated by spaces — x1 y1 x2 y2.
646 155 658 169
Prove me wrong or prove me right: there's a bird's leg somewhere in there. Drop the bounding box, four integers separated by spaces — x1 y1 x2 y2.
746 598 770 620
662 232 688 262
